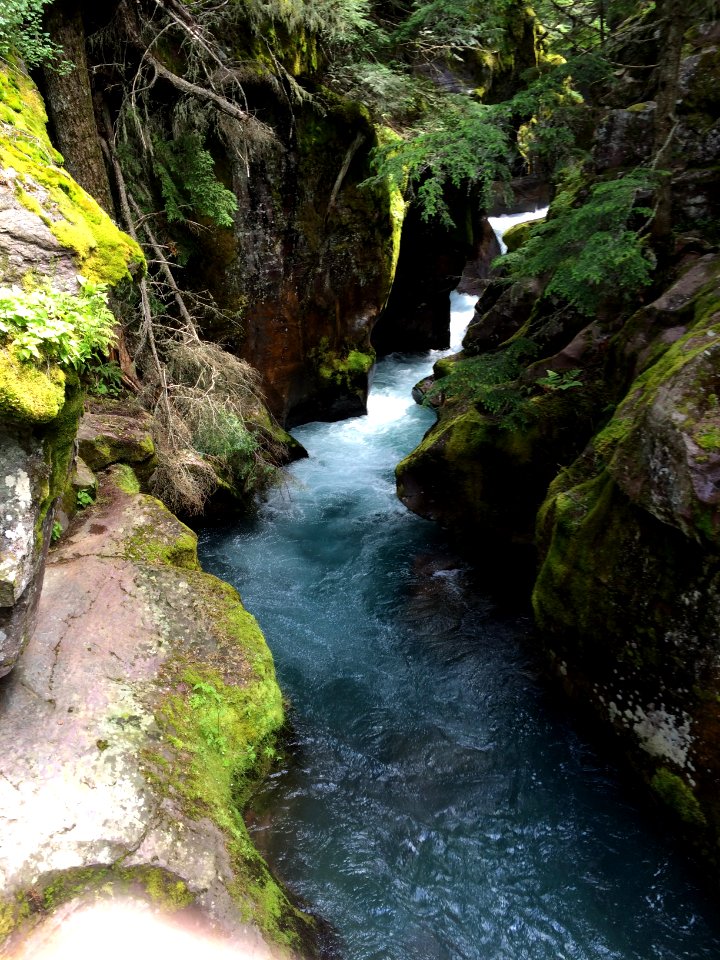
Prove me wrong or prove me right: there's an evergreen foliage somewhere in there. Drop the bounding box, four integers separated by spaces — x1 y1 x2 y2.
366 98 512 225
390 0 516 60
427 337 539 424
503 169 657 315
153 133 238 228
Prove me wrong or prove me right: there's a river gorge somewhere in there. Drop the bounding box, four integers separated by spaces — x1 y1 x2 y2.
200 284 720 960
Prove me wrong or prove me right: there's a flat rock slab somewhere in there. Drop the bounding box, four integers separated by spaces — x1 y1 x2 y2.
0 468 284 957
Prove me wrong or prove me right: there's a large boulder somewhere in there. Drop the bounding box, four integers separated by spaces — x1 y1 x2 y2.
0 469 315 956
0 64 143 287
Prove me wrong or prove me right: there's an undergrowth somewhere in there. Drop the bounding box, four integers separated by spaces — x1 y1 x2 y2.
427 338 539 427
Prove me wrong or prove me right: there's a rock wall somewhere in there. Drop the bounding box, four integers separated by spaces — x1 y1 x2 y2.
194 96 402 425
0 64 310 957
0 60 142 677
534 254 720 843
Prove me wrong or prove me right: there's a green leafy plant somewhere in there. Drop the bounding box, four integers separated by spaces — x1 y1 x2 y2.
82 358 123 397
51 520 62 543
537 368 583 391
0 277 116 369
0 0 68 69
76 490 94 509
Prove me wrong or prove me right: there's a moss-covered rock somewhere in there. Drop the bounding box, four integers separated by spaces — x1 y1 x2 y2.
0 470 317 956
0 347 66 423
502 217 545 252
0 63 144 288
77 403 156 479
531 256 720 856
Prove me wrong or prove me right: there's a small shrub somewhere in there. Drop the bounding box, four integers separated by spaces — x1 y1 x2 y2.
427 338 538 426
76 489 94 509
537 368 583 391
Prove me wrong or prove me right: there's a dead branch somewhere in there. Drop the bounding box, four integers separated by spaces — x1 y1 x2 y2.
325 132 365 223
145 55 254 126
128 194 200 341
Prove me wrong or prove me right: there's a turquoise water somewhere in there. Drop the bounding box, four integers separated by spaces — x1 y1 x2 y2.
199 294 720 960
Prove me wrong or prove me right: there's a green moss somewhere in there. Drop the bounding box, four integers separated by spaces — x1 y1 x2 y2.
695 424 720 450
124 506 200 570
316 339 375 388
36 373 84 552
503 218 544 252
0 864 195 948
650 767 707 827
113 463 141 495
79 426 156 472
146 574 314 951
0 347 66 423
532 467 616 633
0 892 30 940
0 63 144 284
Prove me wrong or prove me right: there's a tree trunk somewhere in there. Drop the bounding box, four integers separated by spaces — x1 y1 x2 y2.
650 0 689 254
42 0 115 214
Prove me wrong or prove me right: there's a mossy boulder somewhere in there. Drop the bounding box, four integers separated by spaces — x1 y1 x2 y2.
599 255 720 544
0 470 317 956
77 403 156 479
396 380 595 554
462 277 543 355
300 341 376 422
502 217 545 253
0 64 144 288
0 347 66 424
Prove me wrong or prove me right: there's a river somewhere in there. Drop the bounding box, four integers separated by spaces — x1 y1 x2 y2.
199 220 720 960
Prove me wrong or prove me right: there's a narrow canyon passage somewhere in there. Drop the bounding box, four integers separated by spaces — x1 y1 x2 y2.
200 289 720 960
